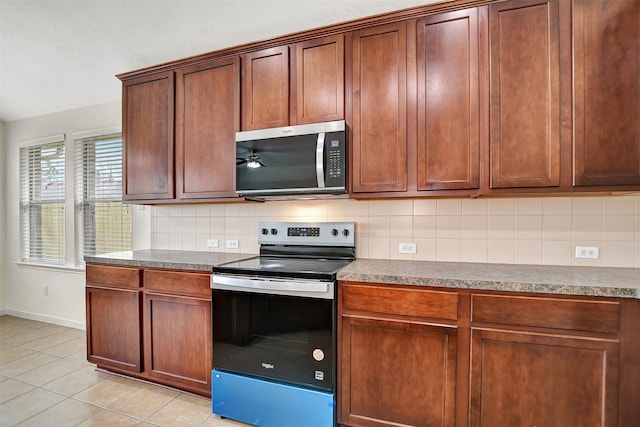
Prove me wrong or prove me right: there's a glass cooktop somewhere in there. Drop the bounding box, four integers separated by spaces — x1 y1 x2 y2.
213 256 353 281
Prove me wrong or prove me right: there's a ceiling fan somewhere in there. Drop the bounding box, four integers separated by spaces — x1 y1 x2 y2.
236 150 265 169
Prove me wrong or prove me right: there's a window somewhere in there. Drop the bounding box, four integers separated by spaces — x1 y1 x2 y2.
19 138 66 264
74 133 132 263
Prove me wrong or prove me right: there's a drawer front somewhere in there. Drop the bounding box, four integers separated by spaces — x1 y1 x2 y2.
341 282 458 321
86 264 141 288
471 294 621 333
144 269 211 298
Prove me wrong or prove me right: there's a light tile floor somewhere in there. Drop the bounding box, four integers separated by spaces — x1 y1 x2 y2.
0 315 251 426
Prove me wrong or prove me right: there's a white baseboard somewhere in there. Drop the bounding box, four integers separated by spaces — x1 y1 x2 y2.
1 309 85 330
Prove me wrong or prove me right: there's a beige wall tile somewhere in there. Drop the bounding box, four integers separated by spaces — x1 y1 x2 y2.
327 199 349 217
461 239 488 263
389 199 414 215
572 197 602 215
603 196 635 215
601 241 635 267
462 199 488 216
369 200 391 216
437 239 461 262
413 215 437 239
356 236 369 258
488 216 515 240
347 200 369 216
488 239 514 264
196 205 211 217
462 216 488 240
488 199 515 215
542 215 571 241
542 240 572 266
169 205 183 217
516 198 543 215
368 216 390 238
181 234 196 250
437 216 462 239
437 199 462 215
414 199 437 216
390 216 412 238
368 238 390 259
515 216 543 240
635 240 640 268
602 215 635 241
542 197 572 215
514 240 542 264
571 215 602 241
414 238 436 261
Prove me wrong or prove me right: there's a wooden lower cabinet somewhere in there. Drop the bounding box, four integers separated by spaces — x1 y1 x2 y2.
339 282 638 427
469 329 619 427
86 286 142 373
340 316 457 427
143 292 212 395
85 264 213 396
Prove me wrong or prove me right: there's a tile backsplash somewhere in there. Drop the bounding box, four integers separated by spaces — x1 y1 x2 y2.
151 195 640 268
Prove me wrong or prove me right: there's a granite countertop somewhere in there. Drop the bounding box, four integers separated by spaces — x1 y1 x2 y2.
338 259 640 299
85 249 257 272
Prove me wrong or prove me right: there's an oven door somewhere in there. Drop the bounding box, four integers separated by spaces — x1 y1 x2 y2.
212 287 335 392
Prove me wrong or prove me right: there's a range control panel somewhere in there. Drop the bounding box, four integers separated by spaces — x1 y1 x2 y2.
258 222 355 247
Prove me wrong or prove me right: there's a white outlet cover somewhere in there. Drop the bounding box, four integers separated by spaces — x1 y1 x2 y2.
226 240 239 249
399 243 417 254
575 246 599 259
207 239 219 248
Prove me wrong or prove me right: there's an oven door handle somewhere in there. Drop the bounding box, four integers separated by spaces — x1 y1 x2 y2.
211 274 331 295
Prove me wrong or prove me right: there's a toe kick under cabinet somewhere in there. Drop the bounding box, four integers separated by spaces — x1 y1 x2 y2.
338 281 640 427
86 264 212 396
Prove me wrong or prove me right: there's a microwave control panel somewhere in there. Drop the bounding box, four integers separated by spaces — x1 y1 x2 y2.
325 132 346 187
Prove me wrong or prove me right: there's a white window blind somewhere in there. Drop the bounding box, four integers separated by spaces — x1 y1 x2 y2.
74 133 132 263
20 140 66 264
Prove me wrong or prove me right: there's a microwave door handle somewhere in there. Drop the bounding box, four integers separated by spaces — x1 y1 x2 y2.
316 132 326 188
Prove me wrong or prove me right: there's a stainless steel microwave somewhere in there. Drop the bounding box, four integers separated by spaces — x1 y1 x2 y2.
235 120 347 199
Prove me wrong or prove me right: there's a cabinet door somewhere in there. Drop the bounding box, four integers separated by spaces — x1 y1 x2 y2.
122 71 174 200
340 316 457 427
241 46 289 130
489 0 561 188
86 286 142 373
573 0 640 187
417 8 480 191
143 293 212 396
295 34 344 124
351 22 408 193
470 329 619 427
175 57 240 199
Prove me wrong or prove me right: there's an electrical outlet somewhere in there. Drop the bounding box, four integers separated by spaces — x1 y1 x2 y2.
399 243 417 254
575 246 599 259
226 240 239 249
43 284 48 296
207 239 219 248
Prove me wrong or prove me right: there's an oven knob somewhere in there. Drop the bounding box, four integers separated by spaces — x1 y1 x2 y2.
270 228 278 235
261 228 269 235
331 228 339 236
342 229 350 237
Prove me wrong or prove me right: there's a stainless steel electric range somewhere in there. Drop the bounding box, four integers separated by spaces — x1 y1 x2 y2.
210 221 355 427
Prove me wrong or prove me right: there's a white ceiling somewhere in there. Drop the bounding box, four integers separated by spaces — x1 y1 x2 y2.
0 0 438 122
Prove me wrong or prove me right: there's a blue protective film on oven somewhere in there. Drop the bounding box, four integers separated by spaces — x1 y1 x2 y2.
212 369 335 427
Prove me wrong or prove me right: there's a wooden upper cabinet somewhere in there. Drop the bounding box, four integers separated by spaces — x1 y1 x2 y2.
489 0 561 189
241 46 289 130
295 34 345 124
573 0 640 187
351 22 408 193
175 57 240 199
122 71 174 200
417 8 481 191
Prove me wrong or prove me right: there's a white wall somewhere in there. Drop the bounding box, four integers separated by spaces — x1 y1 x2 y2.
3 101 150 328
1 120 7 312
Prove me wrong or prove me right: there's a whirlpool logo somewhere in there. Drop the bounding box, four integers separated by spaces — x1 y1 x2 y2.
261 362 274 369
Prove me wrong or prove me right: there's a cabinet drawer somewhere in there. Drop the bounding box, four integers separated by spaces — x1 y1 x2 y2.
471 294 620 333
341 282 458 321
86 264 141 288
144 269 211 298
